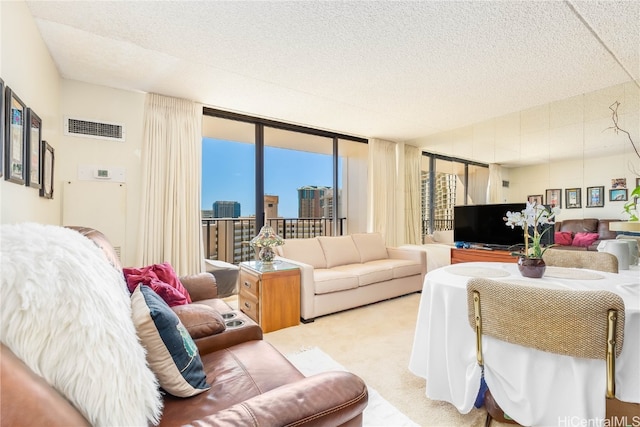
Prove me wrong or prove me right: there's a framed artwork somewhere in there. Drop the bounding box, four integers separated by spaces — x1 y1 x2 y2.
0 78 4 178
527 194 543 205
586 186 604 208
4 87 26 185
40 140 54 199
565 188 582 209
26 108 42 189
611 178 627 189
609 188 627 202
545 189 562 208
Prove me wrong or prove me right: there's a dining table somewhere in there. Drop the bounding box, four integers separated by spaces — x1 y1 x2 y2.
408 262 640 426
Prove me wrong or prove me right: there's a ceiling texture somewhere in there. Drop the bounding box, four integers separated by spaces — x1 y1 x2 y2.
26 1 640 166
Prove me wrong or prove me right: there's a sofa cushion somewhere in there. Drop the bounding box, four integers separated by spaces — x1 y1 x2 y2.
375 258 423 278
318 236 361 268
554 231 573 246
351 233 388 263
0 223 162 427
123 262 192 306
279 238 327 269
572 232 600 248
131 285 210 398
313 269 359 294
598 220 620 240
558 219 598 234
171 303 226 339
333 263 393 286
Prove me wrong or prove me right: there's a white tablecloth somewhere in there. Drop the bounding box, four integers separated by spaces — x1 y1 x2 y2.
408 262 640 426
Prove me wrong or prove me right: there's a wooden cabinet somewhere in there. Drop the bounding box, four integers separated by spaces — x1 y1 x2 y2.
450 248 517 264
238 261 300 333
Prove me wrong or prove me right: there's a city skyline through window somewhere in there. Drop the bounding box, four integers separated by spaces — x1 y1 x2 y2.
202 137 334 218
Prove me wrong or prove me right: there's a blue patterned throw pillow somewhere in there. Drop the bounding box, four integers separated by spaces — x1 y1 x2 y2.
131 285 210 397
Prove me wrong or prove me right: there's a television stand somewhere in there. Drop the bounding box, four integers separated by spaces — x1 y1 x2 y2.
451 247 518 264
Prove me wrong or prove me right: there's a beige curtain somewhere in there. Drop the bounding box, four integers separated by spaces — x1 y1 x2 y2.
486 163 504 204
404 145 421 244
136 93 204 276
368 138 398 246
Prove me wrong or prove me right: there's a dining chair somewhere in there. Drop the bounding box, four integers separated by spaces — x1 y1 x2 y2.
542 248 618 273
466 277 634 427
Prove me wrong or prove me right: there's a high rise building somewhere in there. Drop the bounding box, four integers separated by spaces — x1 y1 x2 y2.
264 194 279 219
212 201 241 218
298 186 329 218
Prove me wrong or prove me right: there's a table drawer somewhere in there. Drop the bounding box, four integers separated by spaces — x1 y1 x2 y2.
239 270 260 299
239 293 259 323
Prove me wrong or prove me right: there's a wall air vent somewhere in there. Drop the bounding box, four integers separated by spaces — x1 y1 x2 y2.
64 116 125 142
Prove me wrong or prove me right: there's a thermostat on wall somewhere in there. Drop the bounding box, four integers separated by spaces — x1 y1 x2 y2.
77 165 126 183
94 169 110 179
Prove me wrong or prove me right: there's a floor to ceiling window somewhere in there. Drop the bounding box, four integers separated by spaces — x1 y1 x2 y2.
421 152 489 237
202 108 368 263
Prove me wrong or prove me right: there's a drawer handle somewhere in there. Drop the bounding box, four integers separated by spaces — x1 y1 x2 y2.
243 281 252 288
244 301 252 309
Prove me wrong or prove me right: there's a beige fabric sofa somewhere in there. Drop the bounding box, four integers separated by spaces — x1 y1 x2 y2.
275 233 426 322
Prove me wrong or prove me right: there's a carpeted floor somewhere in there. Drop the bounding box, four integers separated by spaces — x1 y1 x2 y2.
225 292 509 427
286 346 419 426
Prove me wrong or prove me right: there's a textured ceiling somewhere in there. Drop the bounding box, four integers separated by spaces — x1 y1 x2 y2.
26 0 640 166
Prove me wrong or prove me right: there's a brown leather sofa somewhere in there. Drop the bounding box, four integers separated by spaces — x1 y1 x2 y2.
0 227 368 427
553 218 620 251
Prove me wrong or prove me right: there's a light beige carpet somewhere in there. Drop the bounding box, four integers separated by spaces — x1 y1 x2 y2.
226 293 511 427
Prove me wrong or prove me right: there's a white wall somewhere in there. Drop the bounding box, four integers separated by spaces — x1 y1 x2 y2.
59 80 145 266
1 2 145 266
1 1 62 225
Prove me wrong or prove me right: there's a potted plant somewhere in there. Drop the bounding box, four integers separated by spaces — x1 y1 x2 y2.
504 202 559 278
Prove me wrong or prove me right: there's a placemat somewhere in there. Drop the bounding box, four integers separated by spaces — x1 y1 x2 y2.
544 266 604 280
445 265 510 278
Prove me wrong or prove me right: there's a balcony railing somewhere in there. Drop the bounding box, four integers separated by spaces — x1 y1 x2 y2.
202 217 346 264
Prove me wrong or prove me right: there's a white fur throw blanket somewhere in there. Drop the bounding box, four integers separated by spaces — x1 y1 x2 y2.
0 223 162 426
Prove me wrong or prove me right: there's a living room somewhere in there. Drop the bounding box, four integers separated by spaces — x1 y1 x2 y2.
3 1 639 254
2 1 639 426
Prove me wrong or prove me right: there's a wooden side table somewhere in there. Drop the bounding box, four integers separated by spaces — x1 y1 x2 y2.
238 260 301 333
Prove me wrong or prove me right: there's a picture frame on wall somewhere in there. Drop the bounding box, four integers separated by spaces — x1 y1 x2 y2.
609 188 627 202
527 194 543 205
586 186 604 208
565 188 582 209
26 108 42 189
0 78 4 178
545 189 562 208
4 87 26 185
40 140 54 199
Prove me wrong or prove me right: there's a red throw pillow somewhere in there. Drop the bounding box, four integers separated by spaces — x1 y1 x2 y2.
571 232 600 248
554 231 573 246
123 263 192 307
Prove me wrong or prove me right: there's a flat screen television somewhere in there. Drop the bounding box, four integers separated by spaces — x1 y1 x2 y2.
454 203 554 250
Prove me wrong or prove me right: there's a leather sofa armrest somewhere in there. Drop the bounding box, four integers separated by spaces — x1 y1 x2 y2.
180 272 218 301
1 344 91 427
172 304 226 339
194 309 263 355
198 371 368 426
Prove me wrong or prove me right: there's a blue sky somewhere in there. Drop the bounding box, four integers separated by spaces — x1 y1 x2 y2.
202 138 334 217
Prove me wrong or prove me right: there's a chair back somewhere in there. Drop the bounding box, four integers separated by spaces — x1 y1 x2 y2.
542 248 618 273
466 278 625 397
